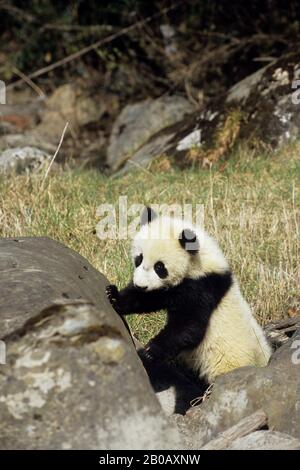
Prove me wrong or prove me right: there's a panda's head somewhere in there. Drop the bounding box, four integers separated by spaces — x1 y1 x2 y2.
131 207 229 291
131 207 225 291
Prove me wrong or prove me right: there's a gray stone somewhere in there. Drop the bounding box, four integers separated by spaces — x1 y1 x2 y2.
0 237 181 449
0 94 43 133
109 53 300 173
183 330 300 447
118 132 176 175
0 237 126 337
228 431 300 450
0 134 56 154
35 83 107 141
0 303 179 449
23 84 118 165
0 146 50 174
226 65 270 104
107 95 194 171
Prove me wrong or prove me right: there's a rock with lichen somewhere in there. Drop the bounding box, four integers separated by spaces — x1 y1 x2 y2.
0 237 180 449
107 52 300 173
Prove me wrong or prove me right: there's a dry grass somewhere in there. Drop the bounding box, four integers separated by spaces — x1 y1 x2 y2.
0 142 299 343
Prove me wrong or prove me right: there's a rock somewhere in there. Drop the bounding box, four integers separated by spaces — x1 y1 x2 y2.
225 65 269 104
0 237 181 449
0 146 50 174
35 83 107 141
232 55 300 147
227 431 300 450
264 316 300 349
0 237 128 337
110 53 300 173
200 409 268 450
119 132 177 175
183 329 300 447
0 92 44 134
194 53 300 154
0 134 56 154
107 95 194 171
0 303 179 449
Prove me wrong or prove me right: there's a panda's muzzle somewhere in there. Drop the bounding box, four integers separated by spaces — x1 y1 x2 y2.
134 284 148 291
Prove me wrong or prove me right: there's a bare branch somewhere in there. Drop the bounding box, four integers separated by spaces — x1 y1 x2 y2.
201 409 268 450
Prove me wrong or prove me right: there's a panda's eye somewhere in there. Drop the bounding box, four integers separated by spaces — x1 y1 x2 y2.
134 254 143 267
154 261 168 279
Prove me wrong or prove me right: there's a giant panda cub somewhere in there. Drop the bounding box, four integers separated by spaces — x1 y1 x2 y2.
106 207 271 384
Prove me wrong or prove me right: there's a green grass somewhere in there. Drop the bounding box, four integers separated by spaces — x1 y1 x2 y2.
0 143 299 343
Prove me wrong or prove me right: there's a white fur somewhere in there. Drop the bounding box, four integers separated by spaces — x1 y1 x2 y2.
132 216 228 290
179 280 271 382
132 214 272 381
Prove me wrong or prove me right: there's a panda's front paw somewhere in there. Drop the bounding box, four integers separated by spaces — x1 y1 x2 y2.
106 284 122 314
144 342 165 363
138 347 156 365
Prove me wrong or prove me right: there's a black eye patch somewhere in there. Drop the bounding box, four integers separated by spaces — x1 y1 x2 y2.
134 254 143 267
154 261 168 279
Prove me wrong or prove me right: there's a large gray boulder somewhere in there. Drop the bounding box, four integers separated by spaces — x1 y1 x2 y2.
227 431 300 450
0 237 180 449
108 52 300 173
0 237 118 337
35 83 108 141
0 134 56 155
106 95 194 171
180 329 300 448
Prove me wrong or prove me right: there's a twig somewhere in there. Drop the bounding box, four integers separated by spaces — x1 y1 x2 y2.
41 122 69 187
201 409 268 450
7 3 180 91
40 24 114 33
190 383 214 407
264 316 300 332
0 1 35 22
12 67 46 99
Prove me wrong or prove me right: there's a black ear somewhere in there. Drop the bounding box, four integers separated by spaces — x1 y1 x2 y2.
179 229 199 254
140 207 157 226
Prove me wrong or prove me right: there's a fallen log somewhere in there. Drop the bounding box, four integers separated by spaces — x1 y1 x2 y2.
264 316 300 348
200 409 268 450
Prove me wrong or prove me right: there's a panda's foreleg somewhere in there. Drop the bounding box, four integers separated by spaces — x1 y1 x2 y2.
145 316 204 363
106 283 166 316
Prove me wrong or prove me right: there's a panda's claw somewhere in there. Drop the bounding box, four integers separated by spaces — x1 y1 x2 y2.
106 284 122 314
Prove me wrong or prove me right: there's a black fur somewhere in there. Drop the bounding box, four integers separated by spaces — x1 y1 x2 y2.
106 271 232 369
179 228 199 253
140 206 157 226
134 254 143 267
154 261 168 279
138 349 208 414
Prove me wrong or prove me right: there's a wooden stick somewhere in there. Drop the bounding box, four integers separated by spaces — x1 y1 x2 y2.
12 67 46 98
200 409 268 450
41 121 69 187
264 316 300 331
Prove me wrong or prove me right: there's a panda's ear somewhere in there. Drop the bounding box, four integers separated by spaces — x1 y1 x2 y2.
140 207 157 226
179 229 199 254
